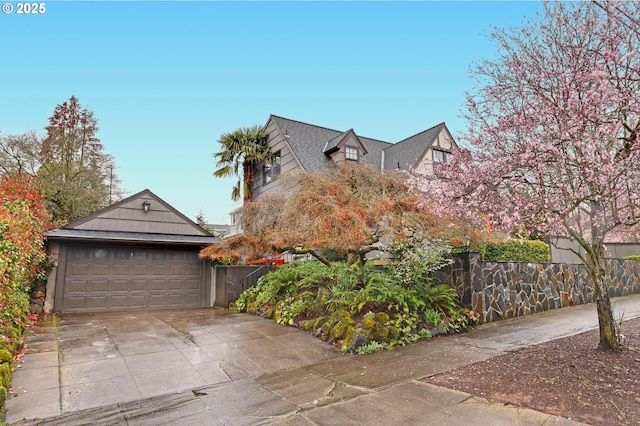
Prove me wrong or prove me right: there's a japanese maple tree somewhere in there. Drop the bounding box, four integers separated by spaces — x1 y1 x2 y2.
201 162 475 268
411 1 640 349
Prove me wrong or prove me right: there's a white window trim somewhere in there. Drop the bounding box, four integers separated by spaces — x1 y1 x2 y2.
345 146 358 161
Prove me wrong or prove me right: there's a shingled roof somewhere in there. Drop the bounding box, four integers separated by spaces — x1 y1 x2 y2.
270 116 390 172
268 115 449 172
383 122 447 171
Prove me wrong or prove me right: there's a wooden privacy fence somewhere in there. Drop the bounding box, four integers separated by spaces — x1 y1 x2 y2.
211 265 276 307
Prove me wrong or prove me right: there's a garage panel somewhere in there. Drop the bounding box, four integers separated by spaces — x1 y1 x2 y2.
61 245 205 312
87 296 107 310
110 280 128 292
66 279 87 292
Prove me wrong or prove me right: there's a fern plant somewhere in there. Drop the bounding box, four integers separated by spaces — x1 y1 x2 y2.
414 283 458 314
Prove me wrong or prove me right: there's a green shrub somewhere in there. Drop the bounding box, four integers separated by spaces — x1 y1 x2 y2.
420 328 433 340
481 240 550 262
0 350 13 364
415 283 458 314
319 248 348 262
354 278 423 314
0 362 11 388
0 384 6 406
355 340 386 355
375 312 390 324
444 309 480 333
254 268 300 306
325 281 357 313
275 291 317 325
0 326 20 341
387 311 420 341
390 237 454 287
233 259 478 352
423 309 442 326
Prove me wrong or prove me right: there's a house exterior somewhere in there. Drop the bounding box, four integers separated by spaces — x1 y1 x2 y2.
229 115 457 234
45 189 218 313
550 230 640 263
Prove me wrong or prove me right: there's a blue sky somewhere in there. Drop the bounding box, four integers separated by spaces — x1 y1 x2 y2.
0 1 542 224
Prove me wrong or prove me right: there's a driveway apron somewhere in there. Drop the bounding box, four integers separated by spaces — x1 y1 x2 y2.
7 295 640 425
5 309 344 423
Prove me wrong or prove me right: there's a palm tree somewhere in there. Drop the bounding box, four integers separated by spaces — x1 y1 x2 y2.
213 125 271 202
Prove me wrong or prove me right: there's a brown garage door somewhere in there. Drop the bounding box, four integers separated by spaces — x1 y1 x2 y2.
61 245 205 312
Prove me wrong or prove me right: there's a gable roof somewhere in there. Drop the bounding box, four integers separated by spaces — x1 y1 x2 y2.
268 115 452 173
46 189 217 246
323 129 369 155
383 122 447 171
269 115 391 172
323 130 349 154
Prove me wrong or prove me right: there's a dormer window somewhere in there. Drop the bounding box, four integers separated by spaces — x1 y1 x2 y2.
345 146 358 161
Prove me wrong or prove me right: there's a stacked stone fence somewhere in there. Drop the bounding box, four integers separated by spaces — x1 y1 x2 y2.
433 253 640 324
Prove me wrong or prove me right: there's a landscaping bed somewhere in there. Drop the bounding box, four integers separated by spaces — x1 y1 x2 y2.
233 260 478 353
424 316 640 426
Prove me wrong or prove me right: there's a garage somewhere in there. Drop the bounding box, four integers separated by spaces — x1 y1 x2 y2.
61 244 205 312
46 189 218 313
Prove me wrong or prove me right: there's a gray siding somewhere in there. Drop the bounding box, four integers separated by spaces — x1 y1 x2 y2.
69 190 210 236
252 118 304 201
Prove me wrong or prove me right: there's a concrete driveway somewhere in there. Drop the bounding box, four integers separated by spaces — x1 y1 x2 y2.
10 296 640 425
6 309 344 421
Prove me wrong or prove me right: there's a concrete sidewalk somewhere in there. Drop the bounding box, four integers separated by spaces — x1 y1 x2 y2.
5 295 640 425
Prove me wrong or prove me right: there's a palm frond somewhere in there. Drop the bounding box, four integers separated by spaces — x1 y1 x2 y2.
212 124 271 201
213 165 232 178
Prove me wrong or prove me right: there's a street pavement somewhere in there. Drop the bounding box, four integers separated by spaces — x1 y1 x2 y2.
5 294 640 425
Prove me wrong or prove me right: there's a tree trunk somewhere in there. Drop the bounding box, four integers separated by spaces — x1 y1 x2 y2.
587 246 621 349
283 246 333 268
308 249 333 268
595 281 619 349
243 160 253 203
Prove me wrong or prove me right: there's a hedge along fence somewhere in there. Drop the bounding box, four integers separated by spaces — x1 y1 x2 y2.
433 252 640 324
479 239 550 263
0 175 52 407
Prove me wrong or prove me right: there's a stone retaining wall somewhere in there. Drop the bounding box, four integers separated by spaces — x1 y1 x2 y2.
434 253 640 324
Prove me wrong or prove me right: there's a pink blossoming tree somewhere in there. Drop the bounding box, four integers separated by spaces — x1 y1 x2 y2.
411 1 640 349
